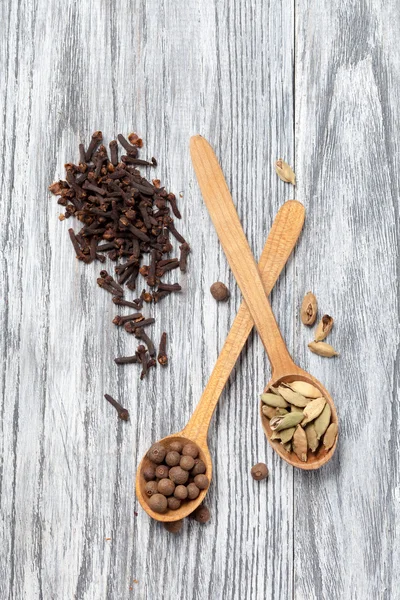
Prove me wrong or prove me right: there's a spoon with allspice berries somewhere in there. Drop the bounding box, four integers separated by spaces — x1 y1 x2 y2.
136 200 306 521
191 135 338 470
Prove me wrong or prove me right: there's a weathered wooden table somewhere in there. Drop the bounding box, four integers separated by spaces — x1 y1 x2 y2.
1 1 399 598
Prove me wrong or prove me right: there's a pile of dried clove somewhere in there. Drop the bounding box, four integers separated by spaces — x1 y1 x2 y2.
49 132 190 380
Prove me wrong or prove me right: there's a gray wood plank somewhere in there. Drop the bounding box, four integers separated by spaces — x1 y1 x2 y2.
295 3 400 600
0 1 295 599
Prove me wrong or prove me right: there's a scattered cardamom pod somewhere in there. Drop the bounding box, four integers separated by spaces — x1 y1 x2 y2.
314 314 334 342
292 426 308 462
323 422 338 450
302 397 326 426
275 159 296 185
314 403 331 440
286 380 321 399
262 405 277 420
275 412 304 431
261 392 289 408
301 291 318 326
305 424 319 452
278 385 309 408
308 341 339 358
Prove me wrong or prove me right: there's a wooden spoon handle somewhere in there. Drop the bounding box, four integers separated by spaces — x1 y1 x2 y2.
183 200 305 444
190 135 300 384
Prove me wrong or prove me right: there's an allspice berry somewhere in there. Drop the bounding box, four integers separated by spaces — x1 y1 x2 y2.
210 281 230 301
148 493 168 514
174 485 188 500
163 519 183 533
191 459 206 476
167 496 181 510
187 483 200 500
182 443 199 459
165 451 181 467
157 478 175 496
145 481 158 497
169 441 183 453
193 505 210 524
194 474 209 490
180 455 195 471
169 466 189 485
251 462 269 481
143 464 156 481
147 443 166 465
155 465 170 479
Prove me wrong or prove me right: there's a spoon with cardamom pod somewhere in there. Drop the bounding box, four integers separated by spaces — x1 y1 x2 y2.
136 199 305 522
190 135 338 470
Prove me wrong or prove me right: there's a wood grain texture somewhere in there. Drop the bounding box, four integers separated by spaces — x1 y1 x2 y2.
2 0 398 599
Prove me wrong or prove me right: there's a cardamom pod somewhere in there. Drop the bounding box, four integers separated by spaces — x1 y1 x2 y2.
290 405 304 413
314 403 331 439
270 416 284 430
278 385 309 408
262 405 277 420
260 392 289 408
272 427 296 444
305 423 319 452
276 408 289 416
323 422 338 450
314 315 334 342
308 341 339 357
269 386 281 395
286 380 321 399
301 292 318 326
292 426 308 462
275 412 304 431
282 442 292 453
275 159 296 185
302 397 326 425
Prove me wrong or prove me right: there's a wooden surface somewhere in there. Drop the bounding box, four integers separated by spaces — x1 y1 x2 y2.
1 1 399 599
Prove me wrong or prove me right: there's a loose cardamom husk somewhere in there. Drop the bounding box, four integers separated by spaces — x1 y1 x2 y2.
302 397 326 425
262 405 277 420
275 159 296 185
305 423 319 452
314 314 334 342
278 385 309 408
260 392 289 408
308 341 339 358
314 403 331 439
323 422 338 450
286 380 321 399
292 426 308 462
301 291 318 326
275 412 304 431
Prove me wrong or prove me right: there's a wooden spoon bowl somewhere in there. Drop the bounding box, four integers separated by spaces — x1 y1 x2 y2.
260 372 338 470
136 433 212 522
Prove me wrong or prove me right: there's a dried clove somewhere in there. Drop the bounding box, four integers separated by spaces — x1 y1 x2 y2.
158 332 168 366
104 393 129 420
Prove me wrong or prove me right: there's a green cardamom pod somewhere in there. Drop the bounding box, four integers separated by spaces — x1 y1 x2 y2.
302 397 326 425
323 423 338 450
308 341 339 358
301 291 317 326
276 408 289 416
305 424 319 452
274 412 304 431
314 315 334 342
292 425 308 462
290 405 304 413
286 380 321 399
271 428 296 443
260 392 288 408
261 405 276 420
270 416 284 430
278 385 309 407
314 403 331 439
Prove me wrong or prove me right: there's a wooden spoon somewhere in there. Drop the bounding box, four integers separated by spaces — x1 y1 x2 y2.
136 200 305 522
190 135 338 471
